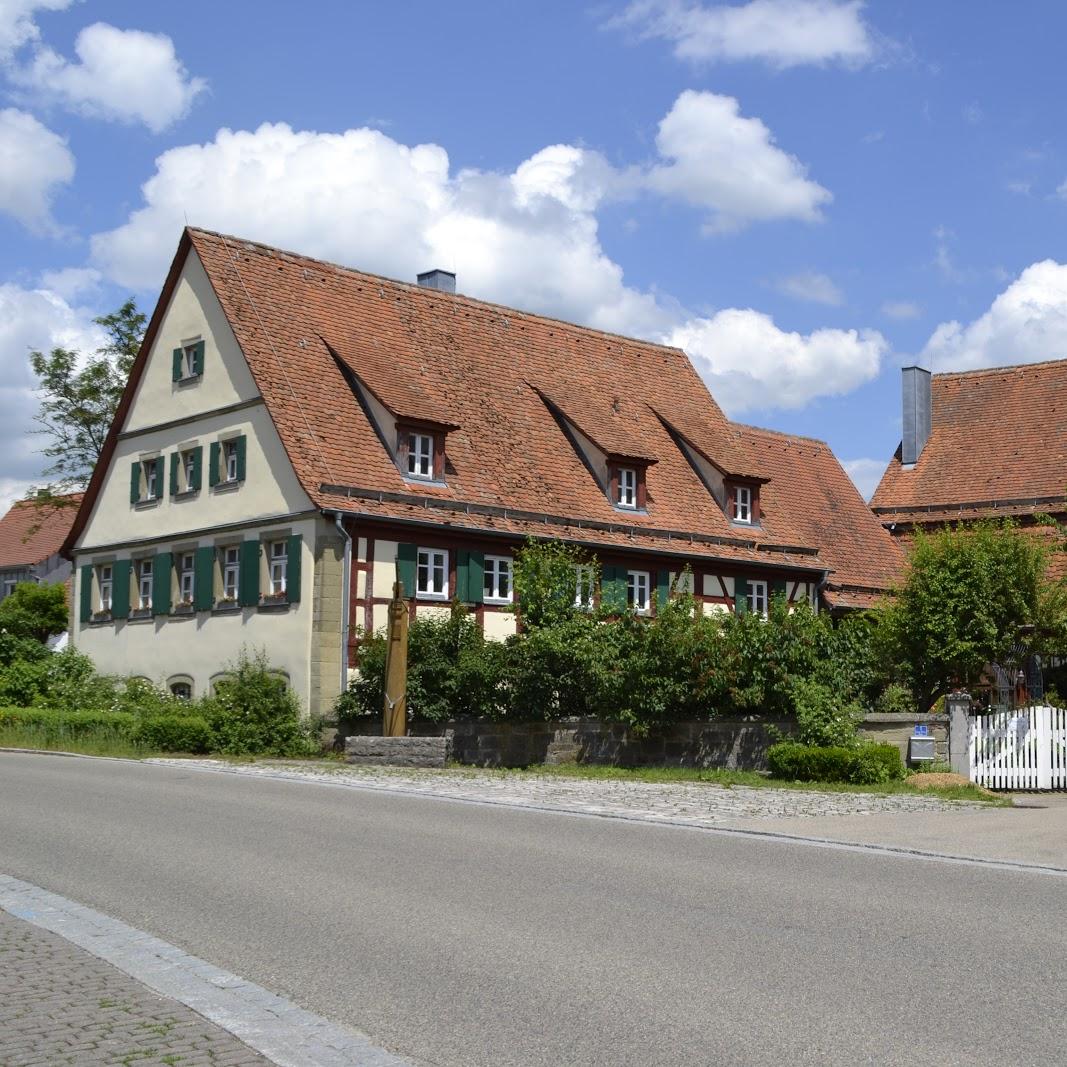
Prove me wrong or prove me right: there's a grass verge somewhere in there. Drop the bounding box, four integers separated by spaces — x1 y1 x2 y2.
0 725 157 759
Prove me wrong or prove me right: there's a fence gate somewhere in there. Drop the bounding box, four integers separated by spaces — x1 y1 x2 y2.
969 705 1067 791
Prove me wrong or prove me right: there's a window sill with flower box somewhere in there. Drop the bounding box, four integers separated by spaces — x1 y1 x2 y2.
89 611 113 625
212 479 241 494
213 598 241 614
171 600 195 616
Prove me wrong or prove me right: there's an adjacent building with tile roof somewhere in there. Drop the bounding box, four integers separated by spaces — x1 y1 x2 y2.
64 228 903 713
872 361 1067 580
0 494 80 601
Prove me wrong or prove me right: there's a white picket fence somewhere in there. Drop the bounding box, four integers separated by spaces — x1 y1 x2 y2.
969 705 1067 791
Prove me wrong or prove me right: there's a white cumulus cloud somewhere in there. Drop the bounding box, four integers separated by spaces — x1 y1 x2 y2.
0 107 74 231
610 0 874 68
0 282 106 485
881 300 921 320
921 261 1067 372
776 270 842 305
10 21 205 131
842 457 886 501
0 0 72 60
666 308 886 412
86 98 875 414
647 91 831 232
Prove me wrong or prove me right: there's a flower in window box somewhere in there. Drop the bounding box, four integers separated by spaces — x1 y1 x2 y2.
217 595 239 607
91 610 112 622
261 591 288 604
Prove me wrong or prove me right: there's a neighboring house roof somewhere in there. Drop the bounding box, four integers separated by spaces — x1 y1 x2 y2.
65 228 903 595
872 359 1067 522
0 495 82 569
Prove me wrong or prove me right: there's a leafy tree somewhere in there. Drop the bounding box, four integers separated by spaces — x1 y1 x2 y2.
511 537 595 629
29 298 145 494
0 582 68 643
875 521 1067 711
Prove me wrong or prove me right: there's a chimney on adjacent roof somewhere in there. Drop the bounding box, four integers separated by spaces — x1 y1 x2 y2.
901 365 932 466
417 269 456 294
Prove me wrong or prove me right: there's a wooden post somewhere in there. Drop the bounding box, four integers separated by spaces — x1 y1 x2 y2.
383 579 409 737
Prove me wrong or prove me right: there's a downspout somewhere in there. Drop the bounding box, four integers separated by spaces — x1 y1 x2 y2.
333 512 352 695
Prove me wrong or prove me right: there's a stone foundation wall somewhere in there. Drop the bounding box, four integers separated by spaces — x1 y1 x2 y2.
859 714 949 766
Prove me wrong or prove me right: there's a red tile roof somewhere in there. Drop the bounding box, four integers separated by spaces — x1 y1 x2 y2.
872 359 1067 521
0 495 82 569
65 229 903 595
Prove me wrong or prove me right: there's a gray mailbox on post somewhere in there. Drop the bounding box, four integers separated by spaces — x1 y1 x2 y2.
908 722 936 765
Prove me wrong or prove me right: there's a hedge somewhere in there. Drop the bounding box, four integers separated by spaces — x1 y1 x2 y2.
767 742 905 785
0 707 137 743
133 714 213 754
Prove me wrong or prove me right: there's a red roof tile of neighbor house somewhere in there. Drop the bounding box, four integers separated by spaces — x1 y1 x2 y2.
872 359 1067 520
0 495 82 569
65 228 904 595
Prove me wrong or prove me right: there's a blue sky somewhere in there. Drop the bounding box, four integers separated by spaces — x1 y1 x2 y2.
3 0 1067 511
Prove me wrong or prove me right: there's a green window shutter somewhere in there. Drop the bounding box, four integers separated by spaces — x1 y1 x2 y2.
656 570 671 612
190 446 203 492
192 340 205 376
172 347 183 382
194 546 215 611
112 559 131 620
396 542 417 599
286 535 302 604
152 552 172 616
130 461 141 504
456 550 469 602
79 565 93 623
169 453 179 497
235 435 247 482
239 540 260 607
153 456 164 499
735 577 749 615
209 442 221 487
771 579 787 606
468 551 484 605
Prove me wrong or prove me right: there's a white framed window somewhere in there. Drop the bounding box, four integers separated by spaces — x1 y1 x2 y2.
223 440 239 483
137 559 153 611
143 460 158 500
617 467 637 509
748 580 768 618
182 344 199 380
483 556 512 603
183 450 197 490
269 540 288 596
417 547 448 599
627 570 650 614
574 564 595 610
407 433 434 479
97 565 113 613
734 485 752 524
178 552 195 603
221 546 240 601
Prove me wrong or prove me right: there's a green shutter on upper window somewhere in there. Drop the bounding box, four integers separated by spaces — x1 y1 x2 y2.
396 542 417 599
130 461 141 504
286 535 302 604
208 442 221 487
235 435 247 482
467 551 484 605
189 446 203 491
735 577 749 615
194 546 214 611
169 453 179 497
153 456 164 499
192 340 205 376
79 564 92 623
111 559 131 620
172 348 184 382
456 550 469 603
239 540 260 607
152 552 172 616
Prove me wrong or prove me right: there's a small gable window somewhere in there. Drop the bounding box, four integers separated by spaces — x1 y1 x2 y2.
224 440 239 482
618 468 637 509
407 433 434 479
734 485 752 523
172 340 205 383
209 436 246 489
609 463 647 511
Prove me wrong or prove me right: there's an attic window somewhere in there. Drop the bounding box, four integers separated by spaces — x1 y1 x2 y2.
727 481 760 527
734 485 751 523
618 468 637 509
407 433 433 479
398 425 446 483
609 462 647 511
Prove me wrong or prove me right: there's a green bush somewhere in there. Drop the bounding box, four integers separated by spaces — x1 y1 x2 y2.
0 706 137 743
0 582 68 643
789 677 863 747
874 682 916 716
768 741 905 784
203 648 316 757
134 714 213 753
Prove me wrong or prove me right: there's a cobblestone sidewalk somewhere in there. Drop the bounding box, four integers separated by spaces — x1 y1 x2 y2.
0 908 269 1067
149 759 986 828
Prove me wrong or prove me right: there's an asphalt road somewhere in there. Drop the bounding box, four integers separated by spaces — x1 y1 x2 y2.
1 753 1063 1067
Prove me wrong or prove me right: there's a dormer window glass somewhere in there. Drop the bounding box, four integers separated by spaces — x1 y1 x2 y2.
407 433 434 480
734 485 752 524
617 468 638 509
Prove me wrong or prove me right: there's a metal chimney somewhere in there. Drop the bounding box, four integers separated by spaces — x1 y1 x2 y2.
901 365 932 466
417 269 456 294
